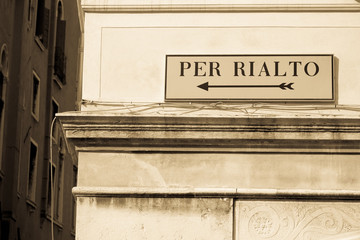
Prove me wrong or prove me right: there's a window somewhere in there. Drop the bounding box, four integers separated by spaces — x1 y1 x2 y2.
35 0 49 48
0 44 8 169
0 71 5 169
46 162 56 216
71 165 78 232
31 71 40 120
0 72 4 115
53 0 66 84
51 99 59 139
27 139 38 202
28 0 32 22
56 150 64 221
46 137 65 222
51 99 58 120
27 0 33 26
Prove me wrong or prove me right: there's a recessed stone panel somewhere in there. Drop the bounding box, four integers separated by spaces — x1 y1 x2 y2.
76 197 233 240
235 200 360 240
82 12 360 104
78 152 360 190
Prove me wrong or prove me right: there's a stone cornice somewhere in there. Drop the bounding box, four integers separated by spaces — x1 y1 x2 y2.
80 0 360 12
73 187 360 200
58 113 360 153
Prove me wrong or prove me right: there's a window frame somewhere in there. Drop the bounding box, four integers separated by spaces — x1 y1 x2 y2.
46 161 56 216
34 0 49 50
51 97 59 141
46 136 65 223
27 138 39 203
53 0 67 85
31 70 40 121
34 0 45 49
27 0 34 30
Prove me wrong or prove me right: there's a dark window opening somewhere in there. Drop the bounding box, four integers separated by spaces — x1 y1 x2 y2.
46 162 56 214
71 166 78 231
0 72 4 118
35 0 49 48
51 100 59 138
56 157 63 219
1 219 10 240
27 142 38 199
51 100 58 120
54 2 66 84
59 137 65 160
28 0 32 22
32 74 40 118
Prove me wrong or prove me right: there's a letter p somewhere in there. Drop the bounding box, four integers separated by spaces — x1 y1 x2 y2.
180 62 191 76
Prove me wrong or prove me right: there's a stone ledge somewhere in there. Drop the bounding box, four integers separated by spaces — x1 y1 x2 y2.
58 113 360 133
57 113 360 152
73 187 360 200
80 0 360 12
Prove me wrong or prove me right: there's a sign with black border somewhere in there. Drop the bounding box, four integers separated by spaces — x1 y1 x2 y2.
165 54 334 102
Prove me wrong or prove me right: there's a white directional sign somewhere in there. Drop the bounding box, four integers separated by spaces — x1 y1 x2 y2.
165 55 334 101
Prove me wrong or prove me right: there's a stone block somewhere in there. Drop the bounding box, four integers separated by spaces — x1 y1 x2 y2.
76 197 233 240
78 152 360 190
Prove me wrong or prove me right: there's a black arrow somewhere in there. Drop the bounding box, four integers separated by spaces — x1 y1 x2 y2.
197 82 294 91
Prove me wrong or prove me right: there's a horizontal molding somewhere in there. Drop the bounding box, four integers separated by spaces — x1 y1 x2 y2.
58 114 360 152
67 140 360 153
59 115 360 136
80 1 360 12
59 114 360 130
73 187 360 200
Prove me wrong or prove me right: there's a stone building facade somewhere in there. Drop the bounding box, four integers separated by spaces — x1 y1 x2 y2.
60 1 360 240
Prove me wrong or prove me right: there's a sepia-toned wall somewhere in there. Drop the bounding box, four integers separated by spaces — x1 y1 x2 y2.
81 3 360 104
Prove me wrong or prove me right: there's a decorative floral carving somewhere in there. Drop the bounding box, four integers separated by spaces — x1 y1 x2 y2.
251 213 273 236
237 201 360 240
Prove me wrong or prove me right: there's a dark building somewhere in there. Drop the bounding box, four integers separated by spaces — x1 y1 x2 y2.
0 0 81 239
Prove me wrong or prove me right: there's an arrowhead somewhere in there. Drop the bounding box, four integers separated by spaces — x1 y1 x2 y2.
279 82 294 90
279 83 286 90
197 82 209 91
287 82 294 90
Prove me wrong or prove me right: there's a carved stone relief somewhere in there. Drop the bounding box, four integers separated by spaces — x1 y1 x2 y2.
236 200 360 240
